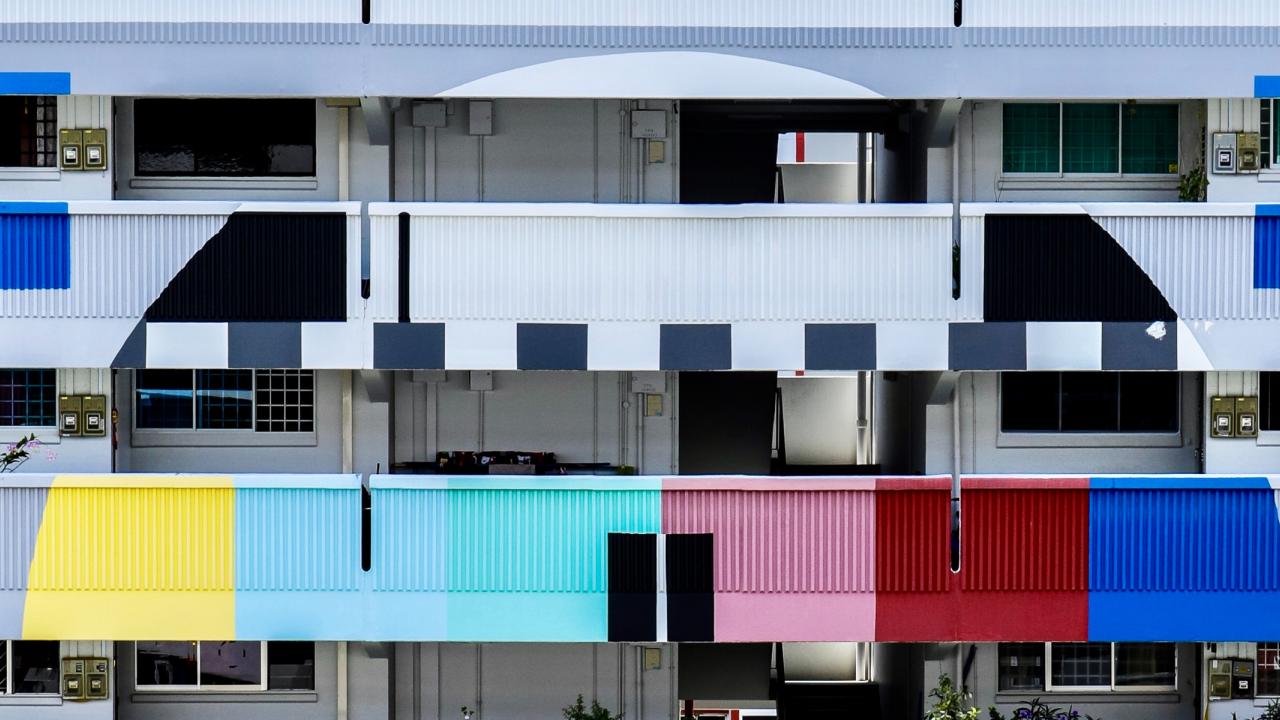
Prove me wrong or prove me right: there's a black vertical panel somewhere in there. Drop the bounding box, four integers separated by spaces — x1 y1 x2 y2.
666 534 714 642
398 212 411 323
678 372 777 474
145 213 347 322
608 533 657 642
982 214 1175 322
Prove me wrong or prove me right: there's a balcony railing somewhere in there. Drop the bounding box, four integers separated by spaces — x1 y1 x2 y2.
3 473 1279 642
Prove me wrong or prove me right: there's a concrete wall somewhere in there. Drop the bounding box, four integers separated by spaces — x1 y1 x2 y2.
923 372 1201 475
0 641 113 720
953 100 1204 203
115 641 337 720
1204 372 1280 474
1205 98 1280 203
778 377 861 466
392 643 676 720
0 96 112 202
0 369 112 474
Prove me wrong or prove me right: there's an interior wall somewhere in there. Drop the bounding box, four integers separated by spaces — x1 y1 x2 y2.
0 369 113 474
392 643 675 720
1204 371 1280 473
678 372 776 475
0 641 113 720
873 372 913 474
778 377 859 465
1206 98 1280 202
0 95 112 201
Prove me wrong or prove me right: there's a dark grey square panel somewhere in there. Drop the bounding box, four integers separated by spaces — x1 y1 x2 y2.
517 323 588 370
948 322 1027 370
374 322 445 369
804 323 876 370
1101 321 1178 370
111 320 147 368
228 322 302 368
660 324 732 370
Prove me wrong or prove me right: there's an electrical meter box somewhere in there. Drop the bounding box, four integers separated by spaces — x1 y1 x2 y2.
59 395 82 437
1211 396 1236 438
82 128 108 170
1238 132 1261 173
62 658 86 700
86 657 109 699
81 395 107 437
59 129 83 170
631 110 668 139
1236 396 1259 438
1210 659 1233 699
1234 660 1256 699
1213 132 1237 174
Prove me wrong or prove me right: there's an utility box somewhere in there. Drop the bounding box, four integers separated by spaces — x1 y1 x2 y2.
1210 659 1232 699
59 129 83 170
1238 132 1261 173
82 128 108 170
59 395 83 437
1233 659 1256 699
1211 396 1236 438
468 100 493 135
1213 132 1237 173
1235 396 1259 438
62 658 86 700
86 658 109 700
81 395 107 437
631 109 668 139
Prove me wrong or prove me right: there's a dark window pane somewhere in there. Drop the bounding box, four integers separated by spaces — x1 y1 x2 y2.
1061 372 1120 432
196 370 254 430
1122 104 1179 174
1051 642 1111 688
135 370 194 429
1263 373 1279 432
0 96 58 168
1259 643 1280 696
135 99 316 177
0 369 57 426
1063 103 1119 173
1003 103 1060 173
1119 373 1179 432
268 642 316 690
1115 643 1176 687
12 641 59 694
200 641 262 686
136 641 198 686
998 643 1045 691
1002 372 1061 432
255 370 316 433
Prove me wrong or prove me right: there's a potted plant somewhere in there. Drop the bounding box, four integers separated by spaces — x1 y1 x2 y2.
563 694 622 720
926 674 979 720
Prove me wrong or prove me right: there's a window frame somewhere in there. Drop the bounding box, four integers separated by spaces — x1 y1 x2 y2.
999 643 1178 694
0 96 59 170
1000 101 1181 179
996 372 1184 449
134 641 266 693
130 370 319 448
1 640 61 697
1258 643 1280 697
0 369 58 430
1262 98 1275 171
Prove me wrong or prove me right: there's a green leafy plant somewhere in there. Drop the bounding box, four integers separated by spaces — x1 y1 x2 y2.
926 674 980 720
1261 698 1280 720
563 694 622 720
987 698 1102 720
0 434 38 473
1178 162 1209 202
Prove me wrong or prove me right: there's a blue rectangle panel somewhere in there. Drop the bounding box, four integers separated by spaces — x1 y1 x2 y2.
1256 215 1280 289
0 213 71 289
0 73 70 95
1257 76 1280 98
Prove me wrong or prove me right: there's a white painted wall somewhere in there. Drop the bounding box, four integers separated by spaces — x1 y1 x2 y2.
1205 98 1280 203
778 377 860 465
393 643 676 720
923 372 1200 475
1204 371 1280 474
0 641 113 720
0 369 112 474
0 96 112 201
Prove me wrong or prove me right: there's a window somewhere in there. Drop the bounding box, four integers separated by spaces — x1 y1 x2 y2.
134 99 316 177
997 643 1176 693
0 96 57 168
1262 372 1280 432
1259 643 1280 696
0 641 60 695
135 370 314 433
136 641 314 692
0 369 57 427
1001 372 1179 434
1263 99 1275 170
1002 102 1179 175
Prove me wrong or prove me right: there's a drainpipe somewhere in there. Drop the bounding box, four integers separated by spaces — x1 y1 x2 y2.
339 107 350 202
338 642 349 720
951 108 962 300
952 373 962 572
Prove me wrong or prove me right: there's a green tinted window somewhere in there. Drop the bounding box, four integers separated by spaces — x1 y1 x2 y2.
1003 104 1060 173
1121 104 1179 174
1063 103 1119 173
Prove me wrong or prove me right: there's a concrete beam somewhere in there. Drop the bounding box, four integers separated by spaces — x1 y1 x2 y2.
361 96 394 146
924 98 965 148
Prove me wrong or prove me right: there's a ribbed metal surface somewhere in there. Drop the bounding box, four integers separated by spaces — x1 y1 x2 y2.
27 487 234 591
962 25 1280 47
964 0 1280 27
372 25 954 48
0 1 359 24
0 22 362 44
0 487 46 591
1091 488 1280 592
1099 214 1267 320
0 213 227 319
371 488 447 592
875 489 951 592
0 214 69 290
380 212 976 323
373 0 951 29
1259 217 1280 290
663 490 874 593
235 488 361 591
961 488 1088 592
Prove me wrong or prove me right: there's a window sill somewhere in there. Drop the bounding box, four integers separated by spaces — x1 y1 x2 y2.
129 177 319 191
997 176 1179 192
0 695 62 706
0 427 60 445
131 691 317 704
0 167 60 182
996 431 1183 449
130 430 318 448
1258 431 1280 447
996 691 1180 704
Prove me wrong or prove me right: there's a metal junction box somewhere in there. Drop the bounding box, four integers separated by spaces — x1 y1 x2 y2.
1237 132 1261 173
59 129 83 170
81 395 107 437
82 128 108 170
1233 659 1256 699
1211 396 1236 438
59 395 82 437
1235 396 1259 438
62 658 85 700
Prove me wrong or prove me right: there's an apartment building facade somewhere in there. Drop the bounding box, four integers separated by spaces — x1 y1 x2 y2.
1 2 1279 719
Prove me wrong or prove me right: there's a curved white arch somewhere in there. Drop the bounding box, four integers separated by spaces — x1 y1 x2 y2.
435 51 882 99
